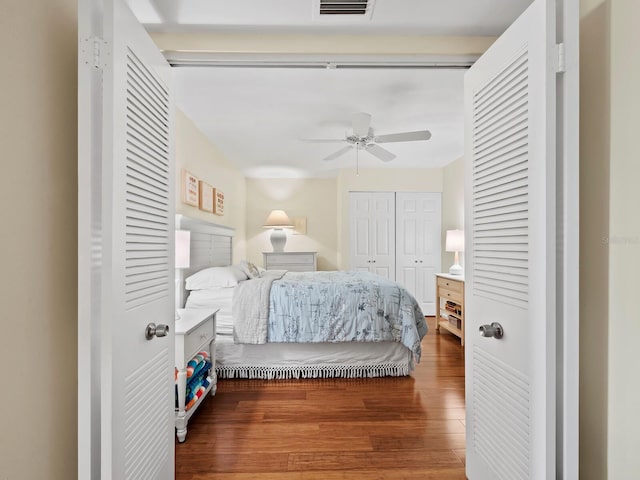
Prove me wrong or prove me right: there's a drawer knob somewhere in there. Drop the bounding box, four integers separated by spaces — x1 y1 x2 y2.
145 323 170 340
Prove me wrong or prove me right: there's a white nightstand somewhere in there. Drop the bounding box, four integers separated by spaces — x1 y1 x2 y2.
174 308 218 442
263 251 317 271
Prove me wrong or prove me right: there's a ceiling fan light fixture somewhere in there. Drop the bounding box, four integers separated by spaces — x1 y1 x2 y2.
316 111 432 163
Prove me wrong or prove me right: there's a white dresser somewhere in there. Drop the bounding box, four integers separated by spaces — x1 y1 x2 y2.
263 251 317 272
174 308 218 442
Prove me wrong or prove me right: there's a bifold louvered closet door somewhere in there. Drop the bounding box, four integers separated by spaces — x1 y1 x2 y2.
92 0 175 477
464 0 557 479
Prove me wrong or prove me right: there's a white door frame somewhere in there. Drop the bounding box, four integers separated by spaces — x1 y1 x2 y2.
78 4 579 476
555 0 580 476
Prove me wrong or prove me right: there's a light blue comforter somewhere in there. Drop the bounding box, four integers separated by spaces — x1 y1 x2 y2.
267 271 428 361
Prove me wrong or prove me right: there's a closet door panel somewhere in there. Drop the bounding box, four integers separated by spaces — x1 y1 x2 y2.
396 192 442 315
349 192 395 278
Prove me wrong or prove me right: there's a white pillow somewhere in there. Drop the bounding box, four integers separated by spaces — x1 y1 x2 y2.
239 260 261 279
185 266 247 290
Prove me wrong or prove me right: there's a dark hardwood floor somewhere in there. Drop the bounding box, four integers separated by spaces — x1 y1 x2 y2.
176 317 466 479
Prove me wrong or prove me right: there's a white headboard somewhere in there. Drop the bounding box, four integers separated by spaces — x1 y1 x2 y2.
176 214 235 307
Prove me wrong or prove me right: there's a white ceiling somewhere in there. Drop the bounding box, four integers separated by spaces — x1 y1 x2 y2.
174 67 466 178
130 0 532 178
131 0 532 36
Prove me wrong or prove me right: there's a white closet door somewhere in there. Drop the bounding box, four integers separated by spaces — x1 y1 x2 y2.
395 193 441 315
464 0 558 478
349 192 395 279
79 0 175 478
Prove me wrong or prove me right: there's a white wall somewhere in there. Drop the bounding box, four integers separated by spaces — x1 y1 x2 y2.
337 168 444 269
175 109 247 261
441 157 465 272
245 178 338 270
579 0 640 478
607 0 640 477
579 1 610 476
0 0 78 478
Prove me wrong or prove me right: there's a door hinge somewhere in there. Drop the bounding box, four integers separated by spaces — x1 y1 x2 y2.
80 37 109 70
555 43 566 74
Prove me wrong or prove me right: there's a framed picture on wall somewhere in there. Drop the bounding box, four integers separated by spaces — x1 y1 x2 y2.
198 181 214 213
292 217 307 235
213 188 225 216
181 170 199 207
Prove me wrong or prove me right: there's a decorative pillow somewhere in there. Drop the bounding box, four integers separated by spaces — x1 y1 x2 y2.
185 266 247 290
239 260 261 279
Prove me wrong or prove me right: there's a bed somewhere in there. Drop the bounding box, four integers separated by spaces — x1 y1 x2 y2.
176 215 428 379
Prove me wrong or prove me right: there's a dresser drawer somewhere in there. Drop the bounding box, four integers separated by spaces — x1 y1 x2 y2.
267 253 314 265
438 287 463 304
183 316 214 362
437 276 463 293
264 252 317 271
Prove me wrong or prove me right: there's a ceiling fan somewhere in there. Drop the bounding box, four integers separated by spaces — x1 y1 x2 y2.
304 112 432 163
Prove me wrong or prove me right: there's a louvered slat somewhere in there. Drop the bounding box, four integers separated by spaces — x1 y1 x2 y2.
124 348 171 479
124 47 170 311
472 48 529 312
473 346 531 480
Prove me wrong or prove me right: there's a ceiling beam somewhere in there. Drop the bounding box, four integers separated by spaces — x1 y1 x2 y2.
163 52 478 69
150 32 496 57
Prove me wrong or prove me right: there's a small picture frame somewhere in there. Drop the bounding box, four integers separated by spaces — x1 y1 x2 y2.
292 217 307 235
213 188 225 216
198 181 214 213
181 170 199 207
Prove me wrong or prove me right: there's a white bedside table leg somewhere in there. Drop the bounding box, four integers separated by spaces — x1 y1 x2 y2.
176 369 187 442
210 338 217 396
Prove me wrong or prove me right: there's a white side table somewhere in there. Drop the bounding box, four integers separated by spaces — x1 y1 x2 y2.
174 308 218 442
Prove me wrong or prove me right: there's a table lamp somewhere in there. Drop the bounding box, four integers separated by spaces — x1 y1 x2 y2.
262 210 293 252
175 229 191 318
445 229 464 276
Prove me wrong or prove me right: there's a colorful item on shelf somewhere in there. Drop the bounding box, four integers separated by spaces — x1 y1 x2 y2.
186 351 209 378
185 378 210 411
176 353 213 410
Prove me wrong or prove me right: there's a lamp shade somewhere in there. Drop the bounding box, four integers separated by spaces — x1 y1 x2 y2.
445 229 465 252
175 230 191 269
262 210 293 228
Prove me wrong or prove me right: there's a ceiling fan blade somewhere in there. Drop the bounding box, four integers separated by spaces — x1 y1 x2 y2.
374 130 432 143
352 112 372 138
365 144 396 162
322 146 352 162
299 138 345 143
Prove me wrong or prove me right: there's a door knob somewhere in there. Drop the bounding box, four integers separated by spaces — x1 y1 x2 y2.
145 323 170 340
479 322 504 339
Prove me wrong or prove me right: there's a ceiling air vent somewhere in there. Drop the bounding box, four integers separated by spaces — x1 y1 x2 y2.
319 0 369 16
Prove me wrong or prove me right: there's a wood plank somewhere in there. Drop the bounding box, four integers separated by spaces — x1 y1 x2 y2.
176 316 467 479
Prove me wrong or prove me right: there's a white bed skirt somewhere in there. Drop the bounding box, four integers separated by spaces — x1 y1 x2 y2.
215 335 415 380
